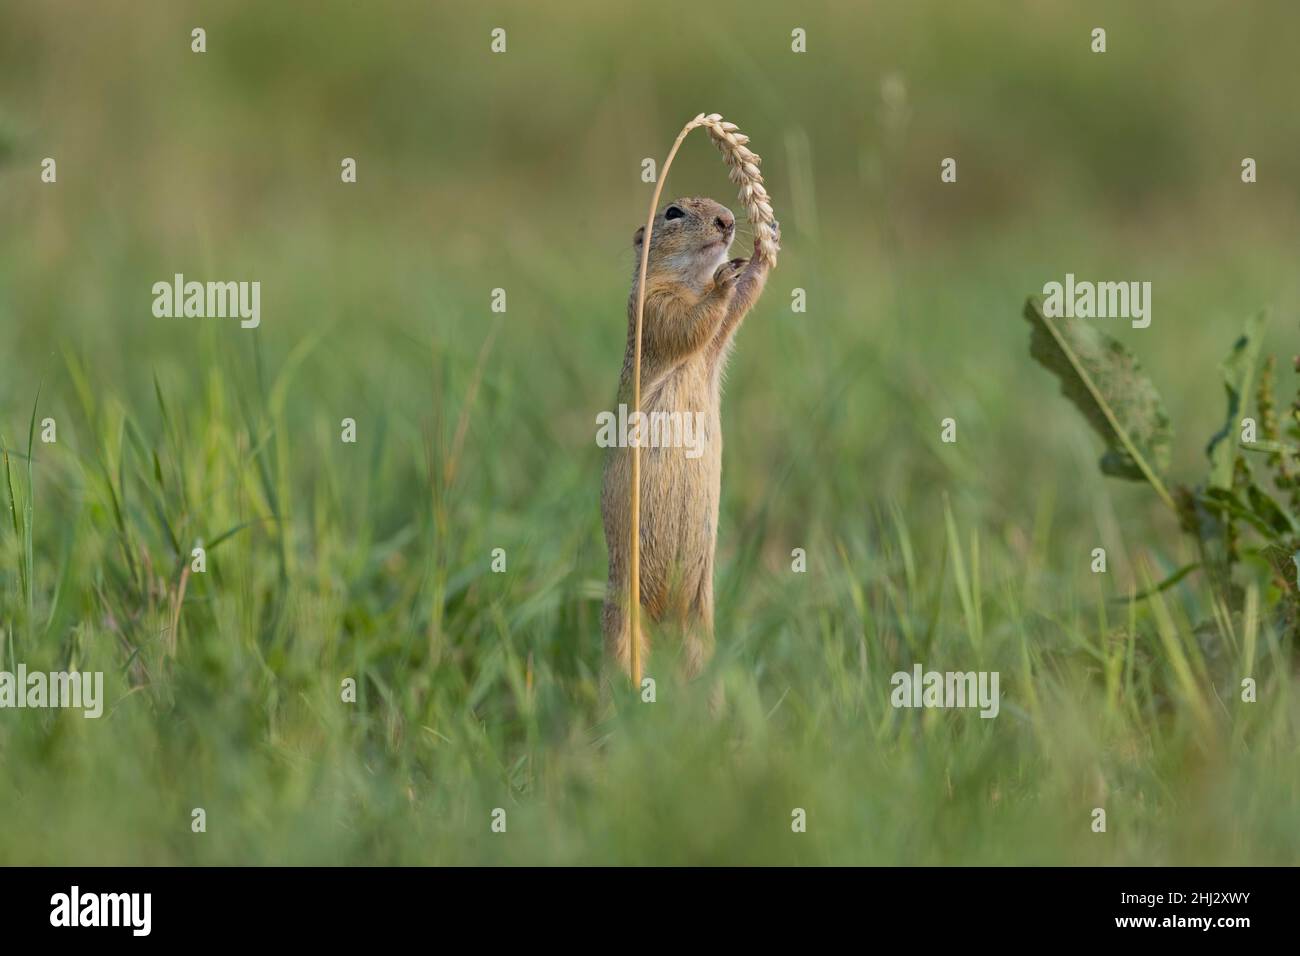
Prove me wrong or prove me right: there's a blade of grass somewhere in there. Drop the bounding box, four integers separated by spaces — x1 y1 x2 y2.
943 493 981 651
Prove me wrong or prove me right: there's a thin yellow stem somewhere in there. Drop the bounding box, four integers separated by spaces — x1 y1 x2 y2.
629 117 702 688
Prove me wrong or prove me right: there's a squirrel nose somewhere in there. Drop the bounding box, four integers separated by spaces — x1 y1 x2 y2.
715 214 734 234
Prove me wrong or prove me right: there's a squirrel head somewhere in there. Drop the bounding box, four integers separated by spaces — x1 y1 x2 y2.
633 197 736 292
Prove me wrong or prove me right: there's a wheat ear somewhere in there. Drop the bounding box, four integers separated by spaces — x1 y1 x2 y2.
628 113 779 688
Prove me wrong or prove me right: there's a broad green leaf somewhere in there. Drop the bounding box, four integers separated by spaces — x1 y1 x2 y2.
1246 482 1297 536
1260 544 1300 594
1200 487 1275 539
1241 439 1299 456
1022 296 1174 509
1206 311 1266 489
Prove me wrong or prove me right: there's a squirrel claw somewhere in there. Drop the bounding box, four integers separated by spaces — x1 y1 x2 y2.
713 258 747 288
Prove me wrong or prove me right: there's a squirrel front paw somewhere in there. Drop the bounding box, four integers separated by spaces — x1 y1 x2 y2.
713 258 748 289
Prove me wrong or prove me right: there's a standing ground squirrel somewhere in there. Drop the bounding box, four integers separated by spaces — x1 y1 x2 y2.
601 196 776 686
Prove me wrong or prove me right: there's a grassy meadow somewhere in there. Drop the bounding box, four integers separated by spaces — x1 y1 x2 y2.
1 1 1298 864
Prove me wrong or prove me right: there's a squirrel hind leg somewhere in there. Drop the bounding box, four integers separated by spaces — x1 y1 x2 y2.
602 597 647 677
680 623 715 681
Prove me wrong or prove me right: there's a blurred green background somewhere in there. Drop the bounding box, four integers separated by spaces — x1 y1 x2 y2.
0 0 1297 864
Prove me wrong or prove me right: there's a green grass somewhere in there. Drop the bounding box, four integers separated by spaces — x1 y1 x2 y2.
1 0 1298 865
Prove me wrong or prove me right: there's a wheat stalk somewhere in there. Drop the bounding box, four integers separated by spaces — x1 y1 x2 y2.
628 113 779 688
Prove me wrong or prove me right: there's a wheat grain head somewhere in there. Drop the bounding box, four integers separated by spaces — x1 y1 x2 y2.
689 113 780 265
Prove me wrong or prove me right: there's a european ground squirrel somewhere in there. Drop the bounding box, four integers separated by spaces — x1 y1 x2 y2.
601 196 776 686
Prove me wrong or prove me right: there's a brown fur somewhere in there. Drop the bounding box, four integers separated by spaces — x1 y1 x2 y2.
601 197 774 686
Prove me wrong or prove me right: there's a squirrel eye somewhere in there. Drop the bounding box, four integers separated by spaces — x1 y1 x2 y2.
664 205 685 221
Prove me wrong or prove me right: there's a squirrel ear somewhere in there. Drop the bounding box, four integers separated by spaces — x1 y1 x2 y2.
633 226 645 247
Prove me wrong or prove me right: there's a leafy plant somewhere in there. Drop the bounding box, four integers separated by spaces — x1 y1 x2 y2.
1023 296 1300 634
